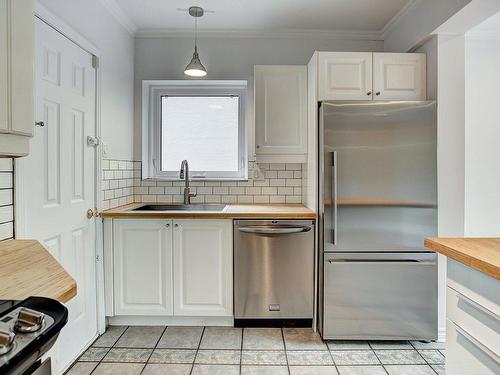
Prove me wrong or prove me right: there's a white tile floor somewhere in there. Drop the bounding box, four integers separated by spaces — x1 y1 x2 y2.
66 327 445 375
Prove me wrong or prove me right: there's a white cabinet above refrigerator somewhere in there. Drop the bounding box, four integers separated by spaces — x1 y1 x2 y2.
315 51 426 101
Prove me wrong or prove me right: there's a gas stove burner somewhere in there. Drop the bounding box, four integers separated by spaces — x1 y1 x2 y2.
0 330 15 355
0 297 68 375
14 308 45 333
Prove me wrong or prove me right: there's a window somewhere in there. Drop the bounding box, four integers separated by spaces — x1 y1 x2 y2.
142 81 247 180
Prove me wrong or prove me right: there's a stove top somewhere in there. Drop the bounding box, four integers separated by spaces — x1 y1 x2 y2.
0 301 18 315
0 297 68 375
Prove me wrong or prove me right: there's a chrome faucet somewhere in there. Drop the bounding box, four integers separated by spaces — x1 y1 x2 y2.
180 160 197 204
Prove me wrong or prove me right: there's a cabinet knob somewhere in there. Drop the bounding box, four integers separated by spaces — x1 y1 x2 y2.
367 91 372 96
35 121 45 127
174 223 179 228
165 223 170 228
375 92 381 96
256 145 260 149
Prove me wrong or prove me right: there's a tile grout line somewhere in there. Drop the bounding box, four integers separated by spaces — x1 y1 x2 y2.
240 327 244 374
370 345 390 375
412 343 441 375
189 326 205 375
87 325 129 375
326 343 340 374
410 340 445 373
139 325 168 374
280 328 291 375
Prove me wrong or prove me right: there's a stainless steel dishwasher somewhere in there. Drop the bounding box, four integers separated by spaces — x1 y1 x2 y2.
234 219 315 326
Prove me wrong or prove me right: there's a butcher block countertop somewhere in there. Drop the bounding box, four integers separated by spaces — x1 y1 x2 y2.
101 203 316 219
425 237 500 280
0 240 76 302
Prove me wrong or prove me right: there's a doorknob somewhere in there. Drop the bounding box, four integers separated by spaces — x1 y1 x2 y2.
86 208 99 219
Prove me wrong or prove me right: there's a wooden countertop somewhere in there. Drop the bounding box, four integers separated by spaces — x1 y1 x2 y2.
0 240 77 302
101 203 316 219
424 237 500 280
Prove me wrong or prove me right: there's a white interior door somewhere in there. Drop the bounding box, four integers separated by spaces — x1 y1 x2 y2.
16 18 98 372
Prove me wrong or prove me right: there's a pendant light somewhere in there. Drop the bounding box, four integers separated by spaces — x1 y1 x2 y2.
184 6 207 77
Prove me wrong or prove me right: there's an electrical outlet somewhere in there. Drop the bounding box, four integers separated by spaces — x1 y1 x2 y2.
101 142 109 157
253 164 265 181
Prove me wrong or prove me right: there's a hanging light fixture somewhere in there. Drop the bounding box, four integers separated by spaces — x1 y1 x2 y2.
184 6 207 77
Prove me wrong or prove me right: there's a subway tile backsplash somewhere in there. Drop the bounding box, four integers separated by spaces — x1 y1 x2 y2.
0 159 14 241
102 160 306 209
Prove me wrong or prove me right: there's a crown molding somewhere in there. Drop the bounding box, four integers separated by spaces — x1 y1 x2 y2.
103 0 418 42
135 28 383 40
98 0 137 35
381 0 420 39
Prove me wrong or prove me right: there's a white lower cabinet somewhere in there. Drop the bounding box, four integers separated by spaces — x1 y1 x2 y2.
445 260 500 375
173 220 233 316
113 219 173 316
111 218 233 318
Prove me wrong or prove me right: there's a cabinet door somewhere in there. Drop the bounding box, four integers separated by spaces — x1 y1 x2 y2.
114 219 173 316
373 53 426 100
446 319 500 375
173 219 232 316
318 52 373 101
9 0 34 136
254 65 307 157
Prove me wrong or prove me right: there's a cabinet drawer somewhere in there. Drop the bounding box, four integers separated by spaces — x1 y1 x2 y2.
446 319 500 375
447 286 500 355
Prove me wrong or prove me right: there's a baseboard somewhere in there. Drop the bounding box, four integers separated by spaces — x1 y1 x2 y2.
234 318 312 328
438 326 446 343
107 315 234 326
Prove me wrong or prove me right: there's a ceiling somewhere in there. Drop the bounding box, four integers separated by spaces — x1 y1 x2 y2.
472 11 500 32
111 0 415 37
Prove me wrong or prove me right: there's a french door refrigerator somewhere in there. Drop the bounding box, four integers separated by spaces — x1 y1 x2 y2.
318 101 438 340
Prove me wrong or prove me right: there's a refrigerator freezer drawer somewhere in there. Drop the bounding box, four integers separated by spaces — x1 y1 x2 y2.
322 252 438 340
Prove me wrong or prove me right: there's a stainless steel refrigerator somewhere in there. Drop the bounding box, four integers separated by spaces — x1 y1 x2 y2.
318 101 438 340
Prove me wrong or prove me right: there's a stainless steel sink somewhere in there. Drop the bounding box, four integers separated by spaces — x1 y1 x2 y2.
131 204 227 212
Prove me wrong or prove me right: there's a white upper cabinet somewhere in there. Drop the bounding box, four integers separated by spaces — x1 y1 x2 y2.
0 0 34 156
254 65 307 162
314 52 426 101
113 219 173 316
173 219 233 317
373 53 426 100
318 52 373 101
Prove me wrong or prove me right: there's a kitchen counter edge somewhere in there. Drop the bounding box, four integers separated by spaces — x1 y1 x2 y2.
0 240 77 303
424 237 500 280
101 203 316 219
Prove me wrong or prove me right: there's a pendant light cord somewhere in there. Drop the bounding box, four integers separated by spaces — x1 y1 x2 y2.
194 15 198 54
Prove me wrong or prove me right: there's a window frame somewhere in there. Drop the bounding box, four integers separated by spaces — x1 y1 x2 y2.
142 80 248 180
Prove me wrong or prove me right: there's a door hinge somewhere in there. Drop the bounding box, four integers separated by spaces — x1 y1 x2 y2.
87 136 100 147
92 55 99 69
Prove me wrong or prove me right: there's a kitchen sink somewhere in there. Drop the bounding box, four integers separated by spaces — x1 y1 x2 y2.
131 204 227 212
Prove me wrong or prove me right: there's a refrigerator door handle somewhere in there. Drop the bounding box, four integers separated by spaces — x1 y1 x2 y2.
332 151 338 246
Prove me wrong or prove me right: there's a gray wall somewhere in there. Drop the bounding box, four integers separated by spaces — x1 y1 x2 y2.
384 0 471 51
133 36 384 159
416 36 437 100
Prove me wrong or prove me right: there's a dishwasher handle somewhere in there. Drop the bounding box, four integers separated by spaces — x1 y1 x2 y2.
238 226 312 235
